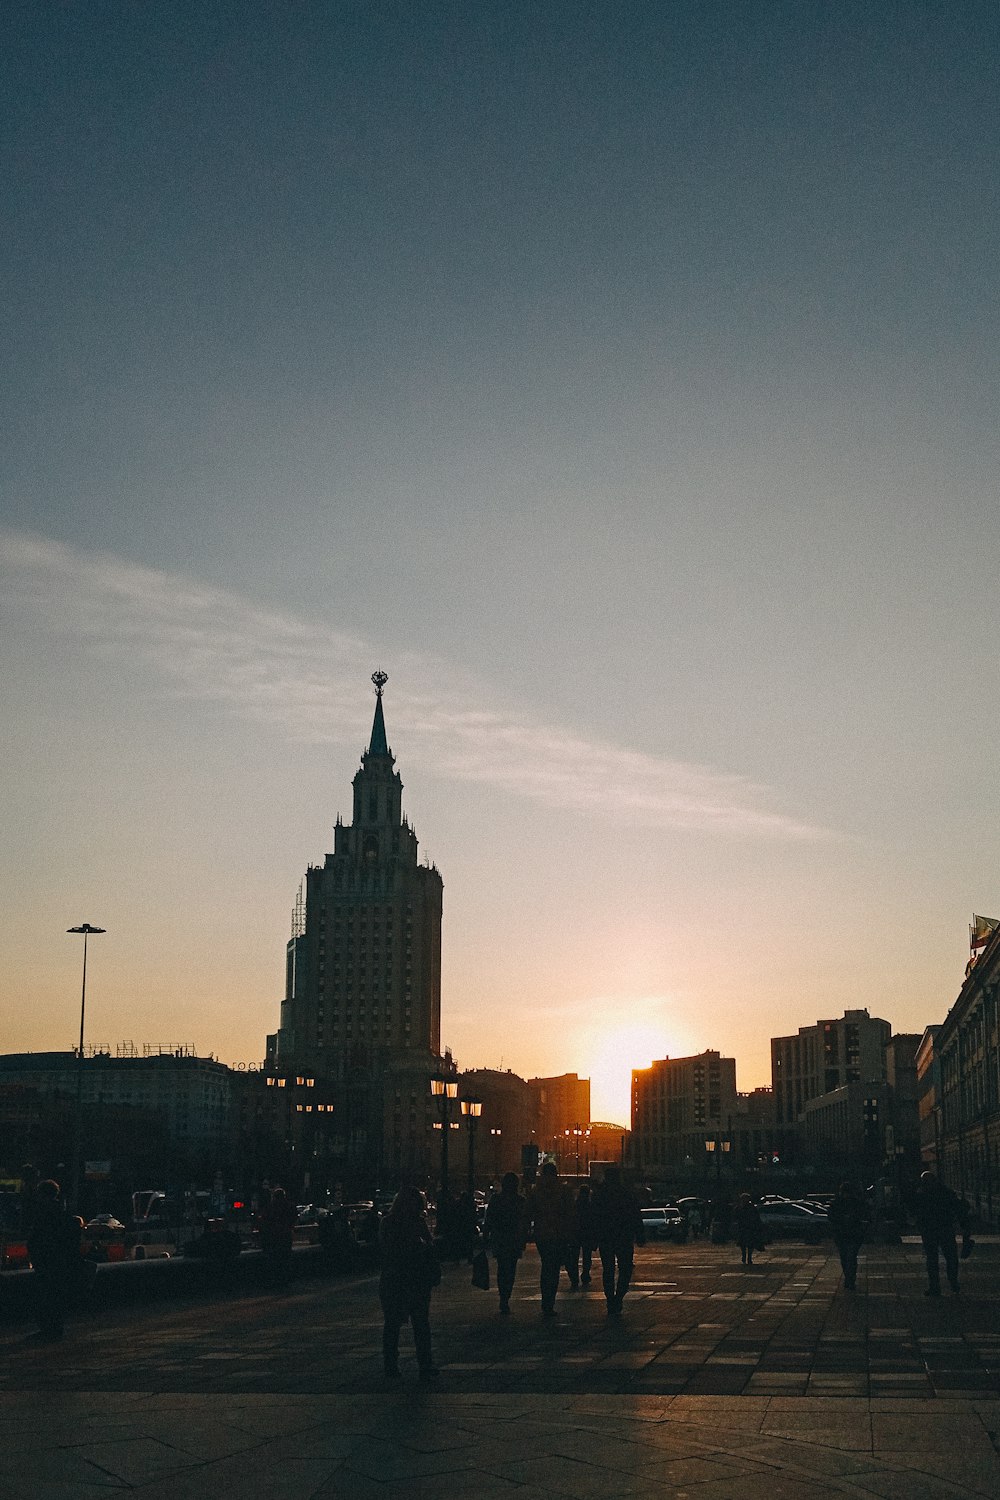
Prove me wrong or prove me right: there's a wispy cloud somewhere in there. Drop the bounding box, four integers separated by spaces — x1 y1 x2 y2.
1 529 830 840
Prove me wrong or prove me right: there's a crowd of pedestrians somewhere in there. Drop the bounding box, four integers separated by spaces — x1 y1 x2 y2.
11 1166 981 1370
374 1165 987 1377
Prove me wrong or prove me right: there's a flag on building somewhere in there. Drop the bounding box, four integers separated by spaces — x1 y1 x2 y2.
967 914 1000 974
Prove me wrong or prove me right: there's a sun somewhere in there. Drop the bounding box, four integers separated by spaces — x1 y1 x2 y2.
583 1018 675 1125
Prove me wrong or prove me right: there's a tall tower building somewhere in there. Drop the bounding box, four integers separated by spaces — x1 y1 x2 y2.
271 673 444 1185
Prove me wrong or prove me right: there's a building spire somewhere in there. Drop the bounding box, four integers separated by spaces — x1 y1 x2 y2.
368 669 390 756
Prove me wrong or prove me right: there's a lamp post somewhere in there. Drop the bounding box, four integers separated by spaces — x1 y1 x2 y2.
430 1076 459 1193
705 1134 731 1184
570 1124 589 1176
490 1126 502 1180
67 923 105 1213
461 1098 482 1194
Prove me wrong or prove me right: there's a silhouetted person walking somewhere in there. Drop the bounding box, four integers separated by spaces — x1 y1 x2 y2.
827 1181 868 1291
379 1187 440 1380
572 1183 597 1287
733 1193 763 1268
26 1179 81 1341
914 1170 970 1296
484 1172 529 1315
591 1166 644 1316
529 1163 574 1317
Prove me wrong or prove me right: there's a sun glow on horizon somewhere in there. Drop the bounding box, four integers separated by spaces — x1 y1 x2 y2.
582 1003 697 1125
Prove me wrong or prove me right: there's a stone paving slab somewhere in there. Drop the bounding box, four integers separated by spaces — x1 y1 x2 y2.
1 1241 999 1495
1 1392 999 1498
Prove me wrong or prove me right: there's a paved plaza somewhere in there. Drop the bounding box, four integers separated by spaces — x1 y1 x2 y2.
2 1239 999 1497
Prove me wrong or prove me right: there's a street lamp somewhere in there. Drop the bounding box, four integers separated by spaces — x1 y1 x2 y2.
461 1098 482 1193
705 1135 731 1183
430 1076 459 1193
67 923 105 1212
571 1124 588 1176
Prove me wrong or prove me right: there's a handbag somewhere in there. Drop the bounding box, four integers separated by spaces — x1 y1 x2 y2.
471 1248 490 1290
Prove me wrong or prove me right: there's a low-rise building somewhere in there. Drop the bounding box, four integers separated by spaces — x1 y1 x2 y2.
0 1047 232 1155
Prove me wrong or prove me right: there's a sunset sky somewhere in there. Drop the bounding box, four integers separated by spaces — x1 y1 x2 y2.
4 4 999 1123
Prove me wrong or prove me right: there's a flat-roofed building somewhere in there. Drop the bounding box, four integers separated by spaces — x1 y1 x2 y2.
631 1050 738 1172
527 1072 591 1154
0 1047 231 1153
771 1009 891 1127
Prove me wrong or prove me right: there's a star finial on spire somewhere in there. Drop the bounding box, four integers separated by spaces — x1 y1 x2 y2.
367 671 390 756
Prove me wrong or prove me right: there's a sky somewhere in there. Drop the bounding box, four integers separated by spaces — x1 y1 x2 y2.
3 2 1000 1123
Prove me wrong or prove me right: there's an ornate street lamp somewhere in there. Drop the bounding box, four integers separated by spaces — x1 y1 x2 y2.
67 924 105 1212
461 1098 483 1193
705 1134 731 1183
430 1076 459 1193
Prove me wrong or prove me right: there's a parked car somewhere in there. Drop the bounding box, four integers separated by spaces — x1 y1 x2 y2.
343 1201 374 1230
640 1206 686 1241
757 1201 829 1244
674 1196 711 1228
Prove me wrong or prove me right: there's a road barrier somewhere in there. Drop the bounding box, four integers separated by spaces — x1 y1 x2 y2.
0 1239 379 1324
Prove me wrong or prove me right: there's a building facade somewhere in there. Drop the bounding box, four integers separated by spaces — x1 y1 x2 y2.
0 1047 232 1157
630 1050 739 1173
915 1025 942 1171
883 1032 922 1174
800 1079 893 1179
458 1068 534 1182
935 924 1000 1228
270 674 444 1188
771 1009 891 1127
527 1073 591 1155
731 1087 797 1170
